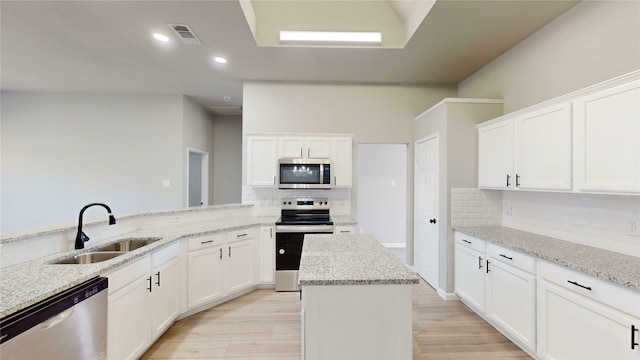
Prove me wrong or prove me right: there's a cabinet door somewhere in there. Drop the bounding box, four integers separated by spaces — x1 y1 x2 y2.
332 137 352 187
573 80 640 194
107 275 151 360
187 245 224 308
306 137 331 158
279 137 305 158
150 256 179 339
454 244 485 312
538 279 640 359
247 136 277 186
514 102 572 191
486 259 536 352
259 226 275 284
226 238 254 294
478 120 514 189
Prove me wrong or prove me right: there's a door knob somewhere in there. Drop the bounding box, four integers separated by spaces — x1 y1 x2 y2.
429 219 437 224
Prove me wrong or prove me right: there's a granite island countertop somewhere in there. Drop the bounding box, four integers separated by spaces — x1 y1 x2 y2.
299 234 419 286
454 226 640 292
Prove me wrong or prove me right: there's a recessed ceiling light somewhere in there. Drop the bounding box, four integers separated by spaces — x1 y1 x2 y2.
279 31 382 45
213 57 228 64
153 33 170 42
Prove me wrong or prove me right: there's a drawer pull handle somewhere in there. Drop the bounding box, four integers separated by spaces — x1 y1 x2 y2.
147 276 152 292
201 240 214 245
567 280 592 291
340 230 350 233
219 248 223 260
462 239 472 244
478 256 483 269
229 246 232 257
499 254 513 260
237 233 248 238
632 325 639 350
155 271 161 287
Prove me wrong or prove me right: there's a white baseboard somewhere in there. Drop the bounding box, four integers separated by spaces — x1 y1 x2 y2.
437 288 458 301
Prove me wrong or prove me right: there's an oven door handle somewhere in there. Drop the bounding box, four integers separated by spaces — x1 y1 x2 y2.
275 225 334 233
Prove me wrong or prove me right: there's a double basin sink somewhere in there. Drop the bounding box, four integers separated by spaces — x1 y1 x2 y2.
52 237 162 265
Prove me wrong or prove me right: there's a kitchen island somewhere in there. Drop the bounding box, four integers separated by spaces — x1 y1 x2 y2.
299 234 419 360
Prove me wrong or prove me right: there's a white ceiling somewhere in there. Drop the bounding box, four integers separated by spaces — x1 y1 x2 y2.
0 0 579 113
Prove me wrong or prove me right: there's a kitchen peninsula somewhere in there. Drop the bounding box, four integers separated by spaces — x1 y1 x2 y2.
299 234 419 360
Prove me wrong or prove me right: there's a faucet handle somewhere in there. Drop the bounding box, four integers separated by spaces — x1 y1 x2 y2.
81 232 90 243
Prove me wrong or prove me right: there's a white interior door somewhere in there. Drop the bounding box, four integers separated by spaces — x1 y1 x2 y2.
414 135 439 289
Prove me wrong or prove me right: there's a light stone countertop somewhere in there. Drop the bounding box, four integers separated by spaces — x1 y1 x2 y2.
299 234 419 286
0 215 277 318
454 226 640 292
0 213 361 318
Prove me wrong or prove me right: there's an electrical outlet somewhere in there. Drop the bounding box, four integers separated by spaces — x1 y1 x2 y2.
629 220 640 237
504 203 513 216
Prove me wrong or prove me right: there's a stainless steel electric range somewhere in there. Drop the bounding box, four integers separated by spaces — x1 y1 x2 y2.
275 198 333 291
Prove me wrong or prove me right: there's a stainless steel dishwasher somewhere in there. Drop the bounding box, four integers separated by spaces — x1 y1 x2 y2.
0 277 108 359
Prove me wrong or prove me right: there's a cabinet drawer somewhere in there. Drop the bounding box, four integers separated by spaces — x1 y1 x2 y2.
187 233 225 251
334 225 355 234
227 228 256 242
455 232 486 253
107 255 150 295
538 260 640 318
487 243 535 274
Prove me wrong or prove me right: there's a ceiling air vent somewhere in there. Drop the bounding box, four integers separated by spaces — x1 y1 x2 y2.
169 24 201 45
209 106 243 116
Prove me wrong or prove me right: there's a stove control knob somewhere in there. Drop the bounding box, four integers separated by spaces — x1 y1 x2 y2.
288 201 292 205
283 201 286 205
279 249 285 255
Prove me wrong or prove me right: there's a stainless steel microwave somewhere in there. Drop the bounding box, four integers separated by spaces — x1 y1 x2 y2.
278 158 331 189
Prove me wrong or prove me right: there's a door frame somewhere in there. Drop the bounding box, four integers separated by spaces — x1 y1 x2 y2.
414 133 440 290
186 147 209 207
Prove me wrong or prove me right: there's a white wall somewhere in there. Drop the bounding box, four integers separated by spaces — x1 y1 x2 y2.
1 92 184 231
357 143 407 247
242 82 457 262
182 95 216 206
212 115 242 205
458 0 640 113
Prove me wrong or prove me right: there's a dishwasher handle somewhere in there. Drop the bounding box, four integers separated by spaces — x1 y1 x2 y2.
39 308 74 330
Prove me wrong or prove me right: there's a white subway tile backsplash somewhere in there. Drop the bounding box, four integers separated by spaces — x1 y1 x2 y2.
502 191 640 256
450 188 502 227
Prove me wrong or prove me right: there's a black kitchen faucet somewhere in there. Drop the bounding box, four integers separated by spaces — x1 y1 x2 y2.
74 203 116 249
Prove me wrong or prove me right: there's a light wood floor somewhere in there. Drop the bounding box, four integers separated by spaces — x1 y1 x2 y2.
142 279 530 359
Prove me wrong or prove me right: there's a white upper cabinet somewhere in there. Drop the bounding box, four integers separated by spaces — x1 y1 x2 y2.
478 72 639 195
279 137 331 158
514 102 572 191
247 136 278 187
478 120 514 189
573 79 640 194
248 133 353 188
331 137 352 187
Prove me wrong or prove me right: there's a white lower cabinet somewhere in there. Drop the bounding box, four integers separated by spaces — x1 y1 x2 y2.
225 229 255 294
486 244 536 352
107 242 179 360
537 261 640 359
186 229 256 311
455 231 640 360
186 234 225 309
454 232 486 312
